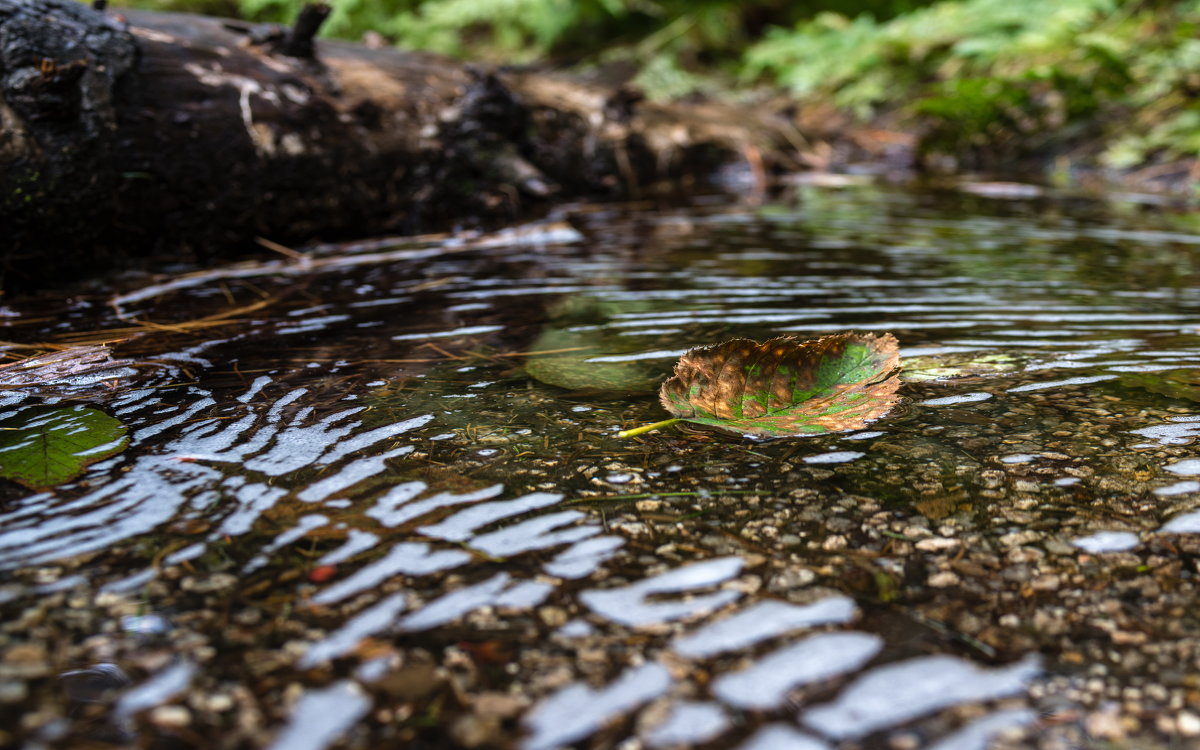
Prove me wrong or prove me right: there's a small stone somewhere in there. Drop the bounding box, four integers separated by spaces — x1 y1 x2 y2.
1111 631 1147 645
451 715 497 748
999 530 1041 548
0 681 28 703
538 607 568 627
821 535 848 551
183 573 237 594
197 693 234 712
768 568 815 591
928 571 960 587
888 731 921 749
1085 706 1126 740
1177 711 1200 736
473 692 526 718
149 705 192 728
915 537 959 551
1030 574 1060 591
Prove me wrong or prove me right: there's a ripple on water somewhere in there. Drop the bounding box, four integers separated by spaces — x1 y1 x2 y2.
522 662 672 750
1130 417 1200 447
1154 480 1200 497
311 542 469 605
397 573 552 632
1072 531 1140 554
1160 510 1200 534
672 597 858 658
802 451 864 465
113 661 197 725
642 701 730 748
543 536 625 579
712 632 884 710
1007 374 1118 392
1164 459 1200 476
579 557 744 627
737 725 832 750
417 492 564 542
265 682 370 750
920 392 993 406
300 593 409 668
13 189 1200 750
925 709 1038 750
802 654 1041 739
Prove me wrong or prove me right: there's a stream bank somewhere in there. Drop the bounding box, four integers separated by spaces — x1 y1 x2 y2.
0 0 793 290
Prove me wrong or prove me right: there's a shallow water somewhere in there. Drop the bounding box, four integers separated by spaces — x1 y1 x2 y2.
5 184 1200 748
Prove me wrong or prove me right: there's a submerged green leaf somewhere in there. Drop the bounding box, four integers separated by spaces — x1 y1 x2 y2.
622 332 902 438
524 328 662 393
1118 368 1200 403
523 296 668 393
0 405 129 489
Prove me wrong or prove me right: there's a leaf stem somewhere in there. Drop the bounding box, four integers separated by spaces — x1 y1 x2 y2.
617 418 681 438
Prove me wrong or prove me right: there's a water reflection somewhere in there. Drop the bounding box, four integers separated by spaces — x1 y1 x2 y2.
4 185 1200 748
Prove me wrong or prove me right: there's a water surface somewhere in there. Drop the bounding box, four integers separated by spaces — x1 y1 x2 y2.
4 185 1200 748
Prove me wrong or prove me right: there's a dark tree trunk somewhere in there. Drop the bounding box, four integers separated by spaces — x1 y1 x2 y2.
0 0 794 289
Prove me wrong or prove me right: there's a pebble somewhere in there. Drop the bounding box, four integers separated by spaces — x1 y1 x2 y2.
1178 711 1200 736
915 537 959 551
928 571 960 587
999 530 1042 548
150 705 192 728
0 681 28 703
1030 574 1060 591
1085 706 1126 740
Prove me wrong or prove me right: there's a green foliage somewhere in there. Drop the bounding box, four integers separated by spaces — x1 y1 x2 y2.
123 0 1200 168
743 0 1200 167
0 405 128 489
127 0 939 97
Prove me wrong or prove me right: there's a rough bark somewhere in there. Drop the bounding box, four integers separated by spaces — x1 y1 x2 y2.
0 0 795 289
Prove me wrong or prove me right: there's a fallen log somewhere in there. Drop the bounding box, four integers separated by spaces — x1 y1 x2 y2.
0 0 797 289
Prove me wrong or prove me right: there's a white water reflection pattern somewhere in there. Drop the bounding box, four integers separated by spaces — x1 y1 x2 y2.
0 370 1054 748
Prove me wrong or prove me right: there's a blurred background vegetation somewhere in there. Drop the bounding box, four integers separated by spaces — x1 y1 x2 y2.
125 0 1200 175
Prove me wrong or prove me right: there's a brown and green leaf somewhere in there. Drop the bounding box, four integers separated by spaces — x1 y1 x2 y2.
621 332 902 438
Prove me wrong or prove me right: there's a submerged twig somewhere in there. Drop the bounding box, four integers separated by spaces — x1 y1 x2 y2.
617 418 681 438
109 220 582 314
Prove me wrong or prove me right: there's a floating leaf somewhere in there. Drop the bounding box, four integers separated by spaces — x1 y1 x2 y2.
620 333 901 438
0 405 129 489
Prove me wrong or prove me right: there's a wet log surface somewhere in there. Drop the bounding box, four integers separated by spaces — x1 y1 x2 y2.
0 0 795 289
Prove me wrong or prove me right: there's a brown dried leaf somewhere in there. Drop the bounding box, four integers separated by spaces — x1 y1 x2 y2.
656 332 901 437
